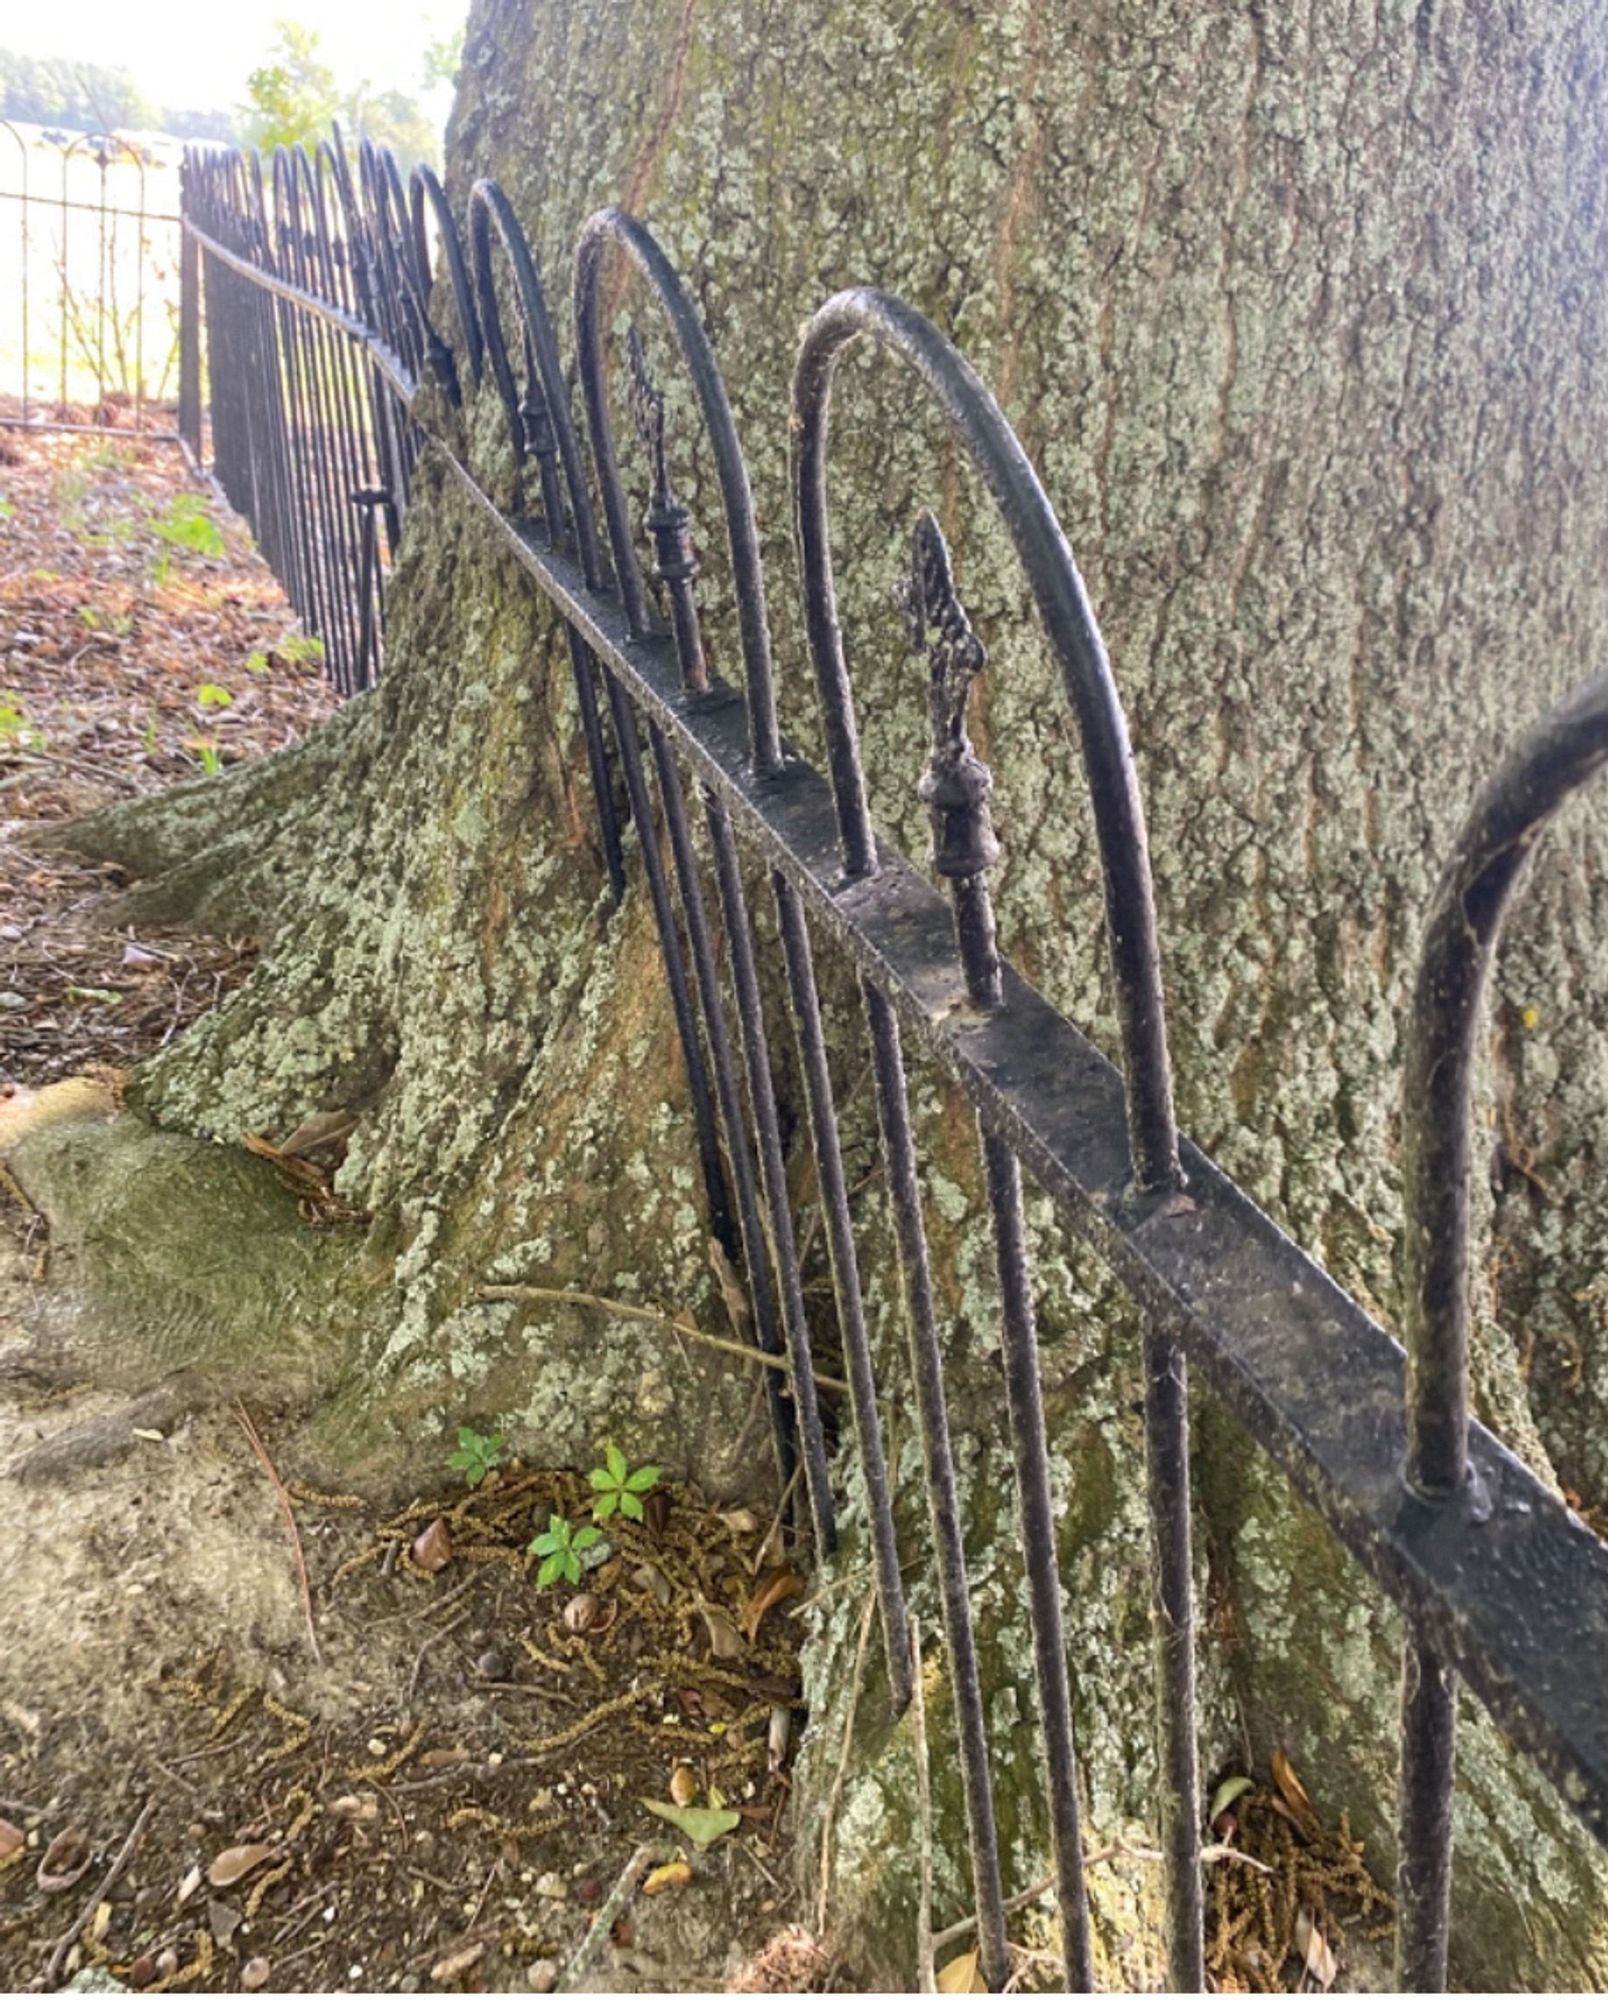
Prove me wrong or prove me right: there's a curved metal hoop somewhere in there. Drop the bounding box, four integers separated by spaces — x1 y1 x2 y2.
410 162 482 397
573 206 785 777
1396 666 1608 1990
791 286 1180 1197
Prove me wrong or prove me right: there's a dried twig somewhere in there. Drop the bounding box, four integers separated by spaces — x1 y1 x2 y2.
910 1615 936 1993
817 1586 878 1937
479 1282 850 1395
931 1840 1168 1951
232 1399 321 1665
42 1797 156 1986
556 1841 665 1992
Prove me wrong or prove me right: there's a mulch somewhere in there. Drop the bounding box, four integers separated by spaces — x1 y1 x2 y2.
0 422 336 1091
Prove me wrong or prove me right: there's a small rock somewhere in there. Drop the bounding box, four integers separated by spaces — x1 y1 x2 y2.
420 1748 469 1770
241 1957 271 1990
525 1958 558 1993
208 1897 243 1948
562 1593 600 1634
412 1517 453 1573
0 992 28 1012
474 1649 505 1680
669 1763 697 1808
329 1795 378 1824
155 1949 179 1979
534 1871 567 1902
126 1951 160 1988
366 1738 388 1758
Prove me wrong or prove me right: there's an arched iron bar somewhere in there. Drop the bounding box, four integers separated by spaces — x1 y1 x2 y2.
573 208 784 777
463 178 626 906
463 179 814 1512
574 205 908 1678
792 287 1202 1992
573 210 926 1573
409 162 482 399
1395 667 1608 1990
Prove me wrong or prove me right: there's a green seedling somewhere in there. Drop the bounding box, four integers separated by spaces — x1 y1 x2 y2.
196 683 233 710
446 1425 505 1488
589 1442 661 1524
529 1511 601 1590
0 695 44 751
196 743 222 776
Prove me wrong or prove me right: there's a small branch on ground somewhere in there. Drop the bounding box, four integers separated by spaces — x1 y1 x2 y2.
817 1585 878 1938
232 1398 321 1665
556 1841 666 1992
910 1614 936 1993
479 1281 850 1394
42 1797 157 1986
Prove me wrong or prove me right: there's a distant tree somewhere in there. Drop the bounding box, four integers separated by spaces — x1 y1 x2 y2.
342 80 437 173
420 21 465 92
0 47 155 133
239 19 339 154
239 19 439 171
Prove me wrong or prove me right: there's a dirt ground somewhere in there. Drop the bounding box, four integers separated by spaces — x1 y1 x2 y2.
0 428 818 1996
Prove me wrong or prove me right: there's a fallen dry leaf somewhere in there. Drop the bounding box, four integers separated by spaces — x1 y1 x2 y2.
1271 1749 1316 1821
241 1958 271 1992
742 1566 803 1643
206 1842 276 1889
1295 1905 1338 1989
36 1825 93 1894
936 1949 987 1992
412 1516 453 1573
642 1859 693 1896
0 1818 22 1862
670 1762 698 1807
702 1605 744 1660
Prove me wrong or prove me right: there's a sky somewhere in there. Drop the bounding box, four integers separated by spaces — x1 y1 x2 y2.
6 0 461 124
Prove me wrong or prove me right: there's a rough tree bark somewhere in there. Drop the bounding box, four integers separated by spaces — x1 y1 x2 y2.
14 0 1608 1985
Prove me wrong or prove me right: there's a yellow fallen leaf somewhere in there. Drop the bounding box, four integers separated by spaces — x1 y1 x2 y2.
642 1860 693 1896
937 1950 986 1992
1270 1749 1315 1820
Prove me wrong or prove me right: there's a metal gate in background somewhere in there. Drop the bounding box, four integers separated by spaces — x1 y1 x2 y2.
0 119 198 451
179 124 1608 1995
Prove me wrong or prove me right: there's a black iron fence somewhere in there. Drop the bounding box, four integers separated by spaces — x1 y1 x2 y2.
180 128 1608 1992
0 120 198 447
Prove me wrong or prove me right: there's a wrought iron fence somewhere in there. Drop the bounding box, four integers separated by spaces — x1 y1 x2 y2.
0 120 199 448
180 128 1608 1992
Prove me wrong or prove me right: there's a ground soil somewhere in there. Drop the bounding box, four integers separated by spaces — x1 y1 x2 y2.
0 430 815 1996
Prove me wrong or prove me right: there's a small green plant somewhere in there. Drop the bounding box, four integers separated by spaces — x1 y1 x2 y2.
245 650 271 675
78 606 100 630
529 1511 602 1589
142 710 158 756
589 1442 661 1524
445 1425 505 1488
281 632 325 665
196 682 233 710
0 694 44 751
151 493 224 584
196 743 222 776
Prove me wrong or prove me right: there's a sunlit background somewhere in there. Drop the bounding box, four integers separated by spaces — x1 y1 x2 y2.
0 6 466 410
2 2 462 158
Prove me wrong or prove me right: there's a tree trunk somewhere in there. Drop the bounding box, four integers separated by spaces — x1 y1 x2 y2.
24 0 1608 1985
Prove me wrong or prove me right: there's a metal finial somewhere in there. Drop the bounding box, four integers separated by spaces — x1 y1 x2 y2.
626 323 673 512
